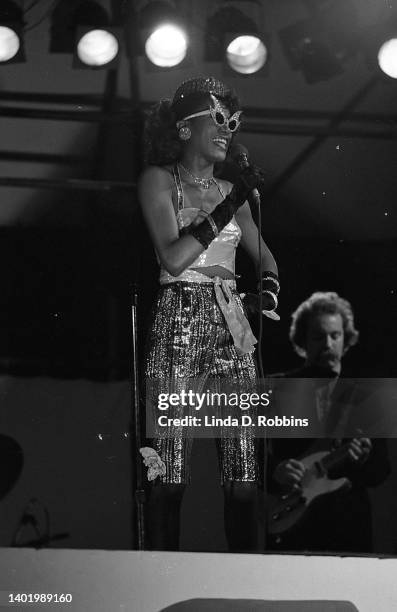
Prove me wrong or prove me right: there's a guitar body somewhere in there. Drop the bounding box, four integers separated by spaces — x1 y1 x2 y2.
268 450 351 536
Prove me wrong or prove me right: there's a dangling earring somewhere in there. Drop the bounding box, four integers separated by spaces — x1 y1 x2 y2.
178 125 191 141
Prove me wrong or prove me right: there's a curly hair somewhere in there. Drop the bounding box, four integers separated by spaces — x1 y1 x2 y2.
289 291 359 358
143 77 241 166
143 99 181 166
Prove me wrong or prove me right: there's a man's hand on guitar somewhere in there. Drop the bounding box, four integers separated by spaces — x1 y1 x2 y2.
273 459 306 490
347 437 372 465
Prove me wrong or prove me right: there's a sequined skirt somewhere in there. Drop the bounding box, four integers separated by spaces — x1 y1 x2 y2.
144 282 259 484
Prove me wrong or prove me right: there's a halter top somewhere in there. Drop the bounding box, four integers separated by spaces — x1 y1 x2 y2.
159 164 242 284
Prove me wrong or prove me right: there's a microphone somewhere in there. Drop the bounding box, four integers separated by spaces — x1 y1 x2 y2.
231 143 261 207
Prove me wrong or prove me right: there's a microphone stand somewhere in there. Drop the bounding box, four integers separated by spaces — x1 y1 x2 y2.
14 533 70 548
11 499 69 548
253 194 269 553
130 282 145 550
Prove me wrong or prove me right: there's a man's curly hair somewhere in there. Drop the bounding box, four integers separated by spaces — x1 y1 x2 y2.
143 80 241 166
289 291 359 358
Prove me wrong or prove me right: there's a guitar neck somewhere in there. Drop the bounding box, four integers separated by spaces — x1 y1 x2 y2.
320 443 350 473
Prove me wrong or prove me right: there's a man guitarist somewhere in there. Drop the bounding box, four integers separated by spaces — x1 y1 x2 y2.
267 292 390 553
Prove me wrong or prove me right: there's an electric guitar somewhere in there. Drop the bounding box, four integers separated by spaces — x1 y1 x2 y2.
267 443 353 536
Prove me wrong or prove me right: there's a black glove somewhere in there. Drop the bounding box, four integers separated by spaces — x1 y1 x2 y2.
190 165 264 249
229 164 265 208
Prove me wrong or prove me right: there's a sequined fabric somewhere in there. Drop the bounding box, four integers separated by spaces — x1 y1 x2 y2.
158 164 242 284
144 282 259 484
172 77 230 104
159 211 241 283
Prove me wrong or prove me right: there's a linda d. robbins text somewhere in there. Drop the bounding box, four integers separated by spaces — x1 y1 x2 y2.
157 415 309 428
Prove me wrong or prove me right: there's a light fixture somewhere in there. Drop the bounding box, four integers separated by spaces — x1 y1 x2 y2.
0 0 25 64
205 1 269 75
279 20 343 83
226 35 267 75
144 24 187 67
50 0 121 69
360 18 397 81
138 1 188 68
377 37 397 79
75 25 120 67
279 0 359 83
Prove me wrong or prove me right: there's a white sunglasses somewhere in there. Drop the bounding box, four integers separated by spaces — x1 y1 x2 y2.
181 95 242 133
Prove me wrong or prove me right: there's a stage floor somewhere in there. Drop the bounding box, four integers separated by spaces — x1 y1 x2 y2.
0 548 396 611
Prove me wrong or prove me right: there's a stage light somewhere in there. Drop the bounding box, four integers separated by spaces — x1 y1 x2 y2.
279 0 359 83
76 28 119 66
226 35 267 74
145 24 187 67
50 0 121 68
138 1 189 68
0 0 25 64
377 38 397 79
360 18 397 80
280 22 343 84
205 2 269 75
0 26 20 62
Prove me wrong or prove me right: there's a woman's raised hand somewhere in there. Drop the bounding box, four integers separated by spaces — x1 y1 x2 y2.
229 164 265 209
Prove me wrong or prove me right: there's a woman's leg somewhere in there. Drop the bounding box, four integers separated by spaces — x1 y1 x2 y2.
223 481 259 552
146 483 186 551
143 284 208 551
144 434 192 551
211 289 261 552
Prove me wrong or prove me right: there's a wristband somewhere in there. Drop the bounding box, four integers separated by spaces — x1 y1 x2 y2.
259 271 280 296
263 290 278 311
